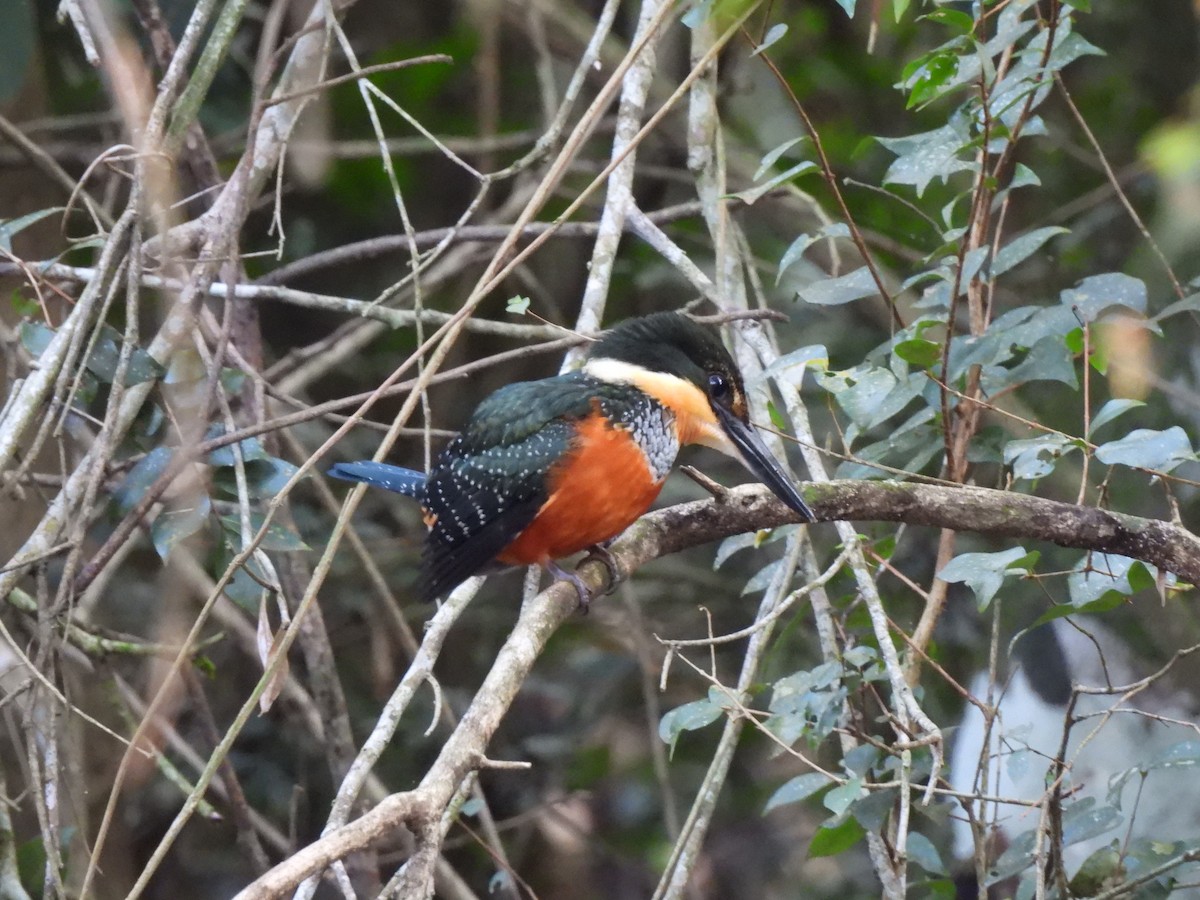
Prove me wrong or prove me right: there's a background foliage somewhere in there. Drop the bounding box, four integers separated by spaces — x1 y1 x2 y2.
2 0 1200 897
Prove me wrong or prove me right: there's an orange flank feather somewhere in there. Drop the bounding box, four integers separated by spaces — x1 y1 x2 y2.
496 410 664 566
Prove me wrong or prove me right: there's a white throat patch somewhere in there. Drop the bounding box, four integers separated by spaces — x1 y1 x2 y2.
583 357 738 458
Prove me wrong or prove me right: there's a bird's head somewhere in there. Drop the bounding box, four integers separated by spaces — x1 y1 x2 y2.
584 313 814 521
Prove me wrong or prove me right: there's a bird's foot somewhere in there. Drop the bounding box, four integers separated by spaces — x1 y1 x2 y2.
547 560 592 614
580 542 620 596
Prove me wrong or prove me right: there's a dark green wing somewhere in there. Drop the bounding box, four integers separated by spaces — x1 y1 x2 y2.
419 374 603 601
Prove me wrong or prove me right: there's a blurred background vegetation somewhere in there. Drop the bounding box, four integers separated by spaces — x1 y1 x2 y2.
3 0 1200 897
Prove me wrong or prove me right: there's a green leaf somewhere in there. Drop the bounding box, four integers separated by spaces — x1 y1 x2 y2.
777 223 848 285
151 497 212 560
741 558 783 595
1149 739 1200 771
17 834 51 898
750 23 788 57
992 226 1069 277
91 326 164 385
938 547 1034 611
836 407 938 480
113 448 174 513
731 161 818 205
0 206 63 253
10 288 38 318
849 787 896 831
1062 796 1123 846
1152 292 1200 324
841 645 878 670
908 832 947 875
767 662 847 745
997 335 1077 389
809 816 865 858
1062 273 1148 323
765 772 832 812
1068 553 1143 607
659 697 723 756
921 8 973 31
239 458 302 498
877 122 976 196
1030 592 1126 628
1094 427 1195 473
1045 31 1106 72
842 743 879 777
893 338 942 369
757 137 808 175
1069 847 1122 897
212 458 298 499
1088 399 1145 436
714 533 757 569
819 364 897 427
205 424 271 466
901 49 960 108
831 0 856 16
762 344 829 385
224 565 265 608
823 777 865 815
219 513 310 552
506 295 530 315
1127 560 1155 594
987 830 1036 885
1004 434 1078 481
797 266 880 306
19 321 163 386
18 320 52 357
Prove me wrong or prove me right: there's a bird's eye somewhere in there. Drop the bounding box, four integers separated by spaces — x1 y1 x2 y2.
707 372 730 400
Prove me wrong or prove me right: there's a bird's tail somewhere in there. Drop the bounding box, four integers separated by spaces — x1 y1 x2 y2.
327 461 427 498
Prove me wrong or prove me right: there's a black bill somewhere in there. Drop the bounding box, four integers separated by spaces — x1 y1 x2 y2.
715 405 816 522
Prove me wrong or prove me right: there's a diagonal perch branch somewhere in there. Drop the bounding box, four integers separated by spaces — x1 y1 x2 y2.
231 480 1199 898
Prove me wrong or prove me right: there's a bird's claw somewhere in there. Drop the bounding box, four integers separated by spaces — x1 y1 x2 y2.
547 560 592 614
581 542 620 596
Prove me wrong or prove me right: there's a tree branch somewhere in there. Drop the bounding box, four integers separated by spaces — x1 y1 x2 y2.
231 480 1199 897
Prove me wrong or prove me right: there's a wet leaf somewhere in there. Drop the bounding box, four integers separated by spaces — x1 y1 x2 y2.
809 816 865 858
1004 433 1078 481
908 832 947 875
893 338 942 369
765 772 832 812
218 514 310 552
797 266 879 306
731 161 818 205
878 122 977 196
659 697 723 756
1088 399 1145 436
938 547 1036 610
0 207 63 252
750 24 789 57
1062 272 1148 323
1095 427 1194 473
823 777 864 815
151 496 212 560
992 226 1068 276
113 447 174 513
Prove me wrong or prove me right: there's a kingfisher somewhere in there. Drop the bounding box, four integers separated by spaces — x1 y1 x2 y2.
329 312 814 605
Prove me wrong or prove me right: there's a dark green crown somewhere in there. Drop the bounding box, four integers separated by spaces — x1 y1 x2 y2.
589 312 742 394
